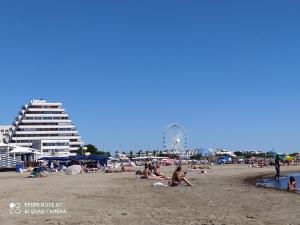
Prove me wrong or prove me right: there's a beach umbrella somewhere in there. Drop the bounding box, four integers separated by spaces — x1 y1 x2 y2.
284 155 294 161
9 147 32 154
0 143 9 147
32 151 42 155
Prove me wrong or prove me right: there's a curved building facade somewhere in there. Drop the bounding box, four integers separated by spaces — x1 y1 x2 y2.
8 99 83 156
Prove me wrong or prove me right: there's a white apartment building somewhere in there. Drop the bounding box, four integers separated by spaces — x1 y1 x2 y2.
0 125 11 143
32 139 70 157
9 99 83 155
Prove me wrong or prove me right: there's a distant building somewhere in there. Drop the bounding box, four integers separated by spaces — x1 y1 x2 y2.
8 99 83 156
194 148 214 156
184 149 197 156
214 149 236 156
0 125 11 143
241 150 264 155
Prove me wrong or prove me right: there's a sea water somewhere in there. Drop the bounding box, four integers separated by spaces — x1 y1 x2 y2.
256 172 300 193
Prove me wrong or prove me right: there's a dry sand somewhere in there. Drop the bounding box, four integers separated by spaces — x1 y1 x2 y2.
0 165 299 225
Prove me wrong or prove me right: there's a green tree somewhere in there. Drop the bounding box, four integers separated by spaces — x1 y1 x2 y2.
257 153 267 158
146 150 149 156
234 151 243 157
84 144 98 155
95 151 105 156
129 151 133 159
76 146 83 155
152 150 157 156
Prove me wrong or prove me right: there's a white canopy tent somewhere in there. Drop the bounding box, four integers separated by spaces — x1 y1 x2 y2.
8 146 42 161
9 147 33 154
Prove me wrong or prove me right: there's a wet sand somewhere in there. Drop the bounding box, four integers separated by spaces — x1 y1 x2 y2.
0 165 299 225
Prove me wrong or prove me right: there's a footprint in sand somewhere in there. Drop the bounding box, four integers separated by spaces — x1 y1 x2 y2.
208 200 216 207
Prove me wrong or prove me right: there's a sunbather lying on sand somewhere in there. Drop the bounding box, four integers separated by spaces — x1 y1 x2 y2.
105 168 123 173
28 167 46 178
169 166 193 186
140 163 169 180
189 167 208 174
153 163 171 179
105 166 136 173
121 166 135 172
190 165 210 170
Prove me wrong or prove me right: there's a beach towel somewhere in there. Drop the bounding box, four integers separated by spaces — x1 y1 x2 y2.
151 182 168 187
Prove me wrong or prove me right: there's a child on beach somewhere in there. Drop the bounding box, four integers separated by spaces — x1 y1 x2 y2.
287 176 297 191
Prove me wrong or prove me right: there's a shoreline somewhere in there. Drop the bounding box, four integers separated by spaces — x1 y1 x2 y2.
243 166 300 194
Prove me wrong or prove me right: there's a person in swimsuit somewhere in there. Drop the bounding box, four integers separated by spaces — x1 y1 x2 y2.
274 155 280 181
140 163 152 178
140 163 168 180
169 165 192 186
287 176 297 191
153 163 171 179
29 167 46 178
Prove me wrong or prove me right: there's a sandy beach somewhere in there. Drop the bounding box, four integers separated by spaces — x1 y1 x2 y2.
0 165 299 225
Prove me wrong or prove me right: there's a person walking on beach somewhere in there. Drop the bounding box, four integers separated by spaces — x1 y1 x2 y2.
274 155 280 181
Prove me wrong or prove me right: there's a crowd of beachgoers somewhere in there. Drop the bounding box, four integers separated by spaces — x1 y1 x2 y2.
18 154 299 192
21 158 212 187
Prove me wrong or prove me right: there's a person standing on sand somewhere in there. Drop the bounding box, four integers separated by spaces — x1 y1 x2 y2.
274 155 280 181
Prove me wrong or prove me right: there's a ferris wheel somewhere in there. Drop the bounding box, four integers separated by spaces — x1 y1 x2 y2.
163 123 187 154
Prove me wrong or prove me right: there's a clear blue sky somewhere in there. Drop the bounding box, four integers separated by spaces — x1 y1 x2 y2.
1 1 300 153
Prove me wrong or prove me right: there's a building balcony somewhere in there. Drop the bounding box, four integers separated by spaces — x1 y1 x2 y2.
12 136 82 141
21 119 72 123
18 125 75 129
30 102 62 106
24 113 69 117
69 141 84 145
41 146 70 150
14 130 78 135
27 108 65 112
70 147 80 151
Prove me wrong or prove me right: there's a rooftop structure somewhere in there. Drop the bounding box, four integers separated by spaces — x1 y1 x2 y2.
214 149 236 157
